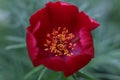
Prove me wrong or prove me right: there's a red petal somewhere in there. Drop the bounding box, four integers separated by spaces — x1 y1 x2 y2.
63 28 95 77
78 11 100 31
31 11 51 48
64 31 93 76
26 27 39 62
64 54 92 76
79 29 94 57
27 25 51 67
41 56 66 71
29 6 51 39
33 50 51 67
46 1 79 31
29 7 49 27
28 21 40 33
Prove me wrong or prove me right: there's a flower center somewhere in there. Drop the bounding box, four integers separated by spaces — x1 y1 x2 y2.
44 27 76 56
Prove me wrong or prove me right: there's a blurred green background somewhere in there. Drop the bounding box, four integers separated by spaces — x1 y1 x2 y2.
0 0 120 80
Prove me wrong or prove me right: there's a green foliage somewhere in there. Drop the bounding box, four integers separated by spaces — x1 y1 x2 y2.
0 0 120 80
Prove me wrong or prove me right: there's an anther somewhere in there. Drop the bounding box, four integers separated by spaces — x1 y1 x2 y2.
44 27 76 56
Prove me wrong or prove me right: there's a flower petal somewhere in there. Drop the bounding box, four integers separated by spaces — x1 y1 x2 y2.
41 56 66 71
64 32 93 76
64 54 92 76
29 6 52 40
78 11 100 31
79 29 94 57
29 5 52 48
46 1 79 31
26 27 39 62
29 7 49 27
33 50 51 66
27 26 52 67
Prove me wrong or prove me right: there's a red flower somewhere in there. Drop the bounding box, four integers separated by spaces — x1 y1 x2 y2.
26 1 99 76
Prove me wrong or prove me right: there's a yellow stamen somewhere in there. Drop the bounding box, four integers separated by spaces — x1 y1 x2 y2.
44 27 76 56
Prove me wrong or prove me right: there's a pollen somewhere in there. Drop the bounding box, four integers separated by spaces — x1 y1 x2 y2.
44 27 76 56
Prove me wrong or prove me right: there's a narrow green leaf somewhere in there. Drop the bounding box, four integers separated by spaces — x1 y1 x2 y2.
5 43 26 50
24 66 44 80
67 76 74 80
37 67 47 80
75 72 96 80
5 36 25 42
72 74 77 80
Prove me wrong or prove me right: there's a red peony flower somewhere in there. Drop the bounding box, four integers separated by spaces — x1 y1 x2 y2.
26 1 99 77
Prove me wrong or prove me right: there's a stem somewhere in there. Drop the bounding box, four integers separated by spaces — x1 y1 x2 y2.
37 68 47 80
